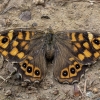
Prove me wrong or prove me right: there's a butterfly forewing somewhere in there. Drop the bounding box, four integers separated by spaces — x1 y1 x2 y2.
0 29 35 62
67 31 100 64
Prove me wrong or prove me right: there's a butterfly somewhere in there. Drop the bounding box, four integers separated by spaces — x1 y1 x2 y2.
0 28 100 84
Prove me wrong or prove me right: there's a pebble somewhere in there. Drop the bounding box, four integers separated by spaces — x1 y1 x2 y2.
96 98 100 100
43 86 48 90
33 0 45 5
32 22 38 27
21 81 28 87
5 90 12 96
92 88 99 94
19 10 31 21
14 73 22 80
53 90 59 95
86 91 94 98
5 18 12 26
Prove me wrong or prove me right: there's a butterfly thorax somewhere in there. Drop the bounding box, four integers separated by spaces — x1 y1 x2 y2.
45 32 55 62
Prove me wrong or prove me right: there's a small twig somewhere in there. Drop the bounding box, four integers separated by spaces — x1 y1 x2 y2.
77 84 84 96
92 93 100 99
84 79 87 94
0 74 11 86
87 79 99 90
0 76 6 81
55 94 60 100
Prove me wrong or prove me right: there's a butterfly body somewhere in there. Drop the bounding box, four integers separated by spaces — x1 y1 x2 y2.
0 28 100 84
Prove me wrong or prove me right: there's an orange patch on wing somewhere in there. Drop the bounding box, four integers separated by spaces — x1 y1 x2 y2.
78 33 84 41
12 41 18 47
17 52 25 59
94 52 99 58
88 32 93 42
8 30 14 40
78 54 85 61
83 42 89 49
75 43 81 48
20 41 27 47
73 46 78 52
71 33 76 41
2 50 8 56
18 32 23 39
69 57 75 61
83 49 92 57
27 56 33 60
10 47 18 56
25 31 30 40
24 44 29 50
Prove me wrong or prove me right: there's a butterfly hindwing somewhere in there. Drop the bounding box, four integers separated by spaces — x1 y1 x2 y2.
0 29 47 82
14 50 47 82
53 31 100 84
17 31 47 82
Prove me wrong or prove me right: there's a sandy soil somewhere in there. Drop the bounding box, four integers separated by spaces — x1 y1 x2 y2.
0 0 100 100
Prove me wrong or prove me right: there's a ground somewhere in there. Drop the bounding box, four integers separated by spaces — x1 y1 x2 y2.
0 0 100 100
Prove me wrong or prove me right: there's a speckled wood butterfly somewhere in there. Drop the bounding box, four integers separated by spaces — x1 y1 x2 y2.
0 28 100 84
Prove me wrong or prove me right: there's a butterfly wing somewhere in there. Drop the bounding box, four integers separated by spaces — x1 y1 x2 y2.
53 31 100 84
0 29 47 82
14 50 47 82
0 29 35 62
67 31 100 64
